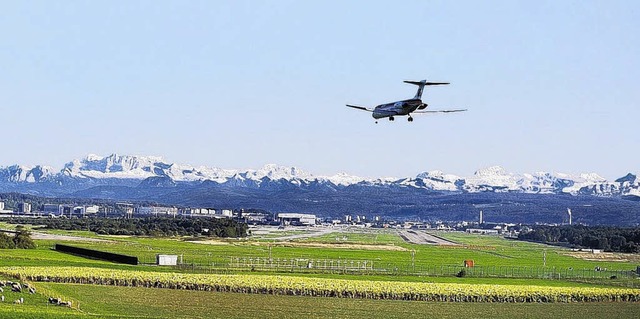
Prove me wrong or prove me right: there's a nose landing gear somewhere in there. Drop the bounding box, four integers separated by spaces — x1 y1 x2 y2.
389 116 395 121
408 116 414 122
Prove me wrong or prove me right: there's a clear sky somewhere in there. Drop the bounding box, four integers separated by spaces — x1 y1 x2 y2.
1 1 638 179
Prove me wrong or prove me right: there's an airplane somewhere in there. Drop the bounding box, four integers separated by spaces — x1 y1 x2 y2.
346 79 467 123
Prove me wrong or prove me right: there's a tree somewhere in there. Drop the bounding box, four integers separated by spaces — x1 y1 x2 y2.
13 226 36 249
609 235 626 251
0 232 15 249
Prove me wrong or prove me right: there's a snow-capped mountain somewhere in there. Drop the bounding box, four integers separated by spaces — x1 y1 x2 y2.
61 153 236 182
399 170 462 191
0 165 56 183
0 154 639 199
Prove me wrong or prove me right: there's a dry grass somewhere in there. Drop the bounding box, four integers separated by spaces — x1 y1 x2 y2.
563 251 640 263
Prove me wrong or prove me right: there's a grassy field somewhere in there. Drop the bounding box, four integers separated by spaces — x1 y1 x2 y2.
2 226 638 278
1 283 639 319
1 226 640 318
18 227 638 276
299 230 406 245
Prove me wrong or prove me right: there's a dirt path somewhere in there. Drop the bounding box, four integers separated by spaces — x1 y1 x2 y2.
564 251 640 263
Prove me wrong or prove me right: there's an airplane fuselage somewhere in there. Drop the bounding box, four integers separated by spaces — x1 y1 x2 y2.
372 98 422 119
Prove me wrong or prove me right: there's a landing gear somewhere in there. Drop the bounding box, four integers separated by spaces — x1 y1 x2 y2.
389 116 395 121
408 116 414 122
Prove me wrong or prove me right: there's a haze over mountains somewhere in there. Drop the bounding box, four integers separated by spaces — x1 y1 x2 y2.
1 154 639 225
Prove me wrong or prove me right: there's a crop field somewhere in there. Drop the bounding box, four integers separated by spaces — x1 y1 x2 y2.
3 266 640 302
1 283 639 319
1 226 640 317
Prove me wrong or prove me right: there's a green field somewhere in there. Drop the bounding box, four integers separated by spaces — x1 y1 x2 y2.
13 229 635 283
1 226 639 318
22 228 637 270
0 283 639 319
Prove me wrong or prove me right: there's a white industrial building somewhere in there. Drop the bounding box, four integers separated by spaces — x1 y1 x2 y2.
137 206 178 216
43 204 62 215
17 202 31 214
0 201 11 214
187 208 217 216
466 228 499 235
73 205 100 215
43 204 100 216
156 254 179 266
182 208 235 219
277 213 317 226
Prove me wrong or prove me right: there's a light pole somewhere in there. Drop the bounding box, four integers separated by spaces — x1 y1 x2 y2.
411 250 416 273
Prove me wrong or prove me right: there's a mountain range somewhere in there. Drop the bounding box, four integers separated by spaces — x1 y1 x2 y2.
1 153 638 197
1 154 639 225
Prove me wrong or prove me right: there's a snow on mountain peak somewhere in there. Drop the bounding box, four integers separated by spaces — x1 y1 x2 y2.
248 164 313 180
85 154 103 161
416 170 442 179
64 153 172 179
0 165 56 182
405 170 461 191
463 166 519 192
416 170 461 180
325 172 364 186
2 154 639 198
474 166 508 177
578 172 606 183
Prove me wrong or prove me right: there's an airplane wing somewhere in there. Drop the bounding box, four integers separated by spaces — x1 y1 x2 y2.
346 104 374 112
412 109 467 114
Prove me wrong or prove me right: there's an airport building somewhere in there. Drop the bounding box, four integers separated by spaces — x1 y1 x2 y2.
17 202 31 214
277 213 317 226
44 204 63 215
137 206 178 216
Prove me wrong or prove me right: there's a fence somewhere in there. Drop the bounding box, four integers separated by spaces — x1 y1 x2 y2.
458 265 635 280
164 256 637 280
229 257 374 272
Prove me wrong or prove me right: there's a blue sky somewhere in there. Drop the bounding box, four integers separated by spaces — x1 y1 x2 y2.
1 1 638 179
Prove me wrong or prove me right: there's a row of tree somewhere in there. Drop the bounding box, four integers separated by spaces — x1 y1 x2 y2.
0 226 36 249
518 225 640 253
2 216 248 238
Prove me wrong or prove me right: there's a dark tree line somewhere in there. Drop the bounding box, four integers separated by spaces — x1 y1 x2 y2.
2 217 248 238
0 226 36 249
518 225 640 253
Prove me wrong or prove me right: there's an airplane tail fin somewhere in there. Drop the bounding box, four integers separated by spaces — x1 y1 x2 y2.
404 80 449 99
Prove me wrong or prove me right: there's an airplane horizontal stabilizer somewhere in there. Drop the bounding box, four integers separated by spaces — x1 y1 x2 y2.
403 80 450 86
